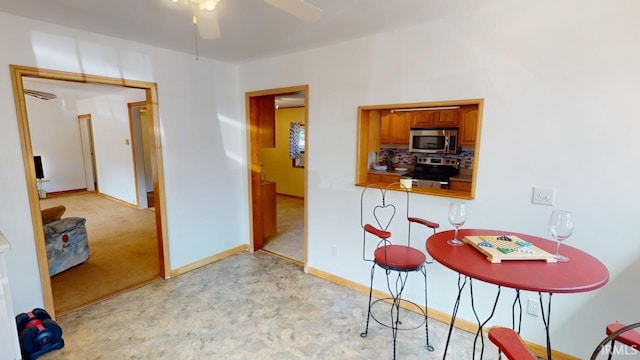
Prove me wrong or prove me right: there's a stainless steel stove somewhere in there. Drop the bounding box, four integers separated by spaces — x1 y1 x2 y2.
403 157 459 189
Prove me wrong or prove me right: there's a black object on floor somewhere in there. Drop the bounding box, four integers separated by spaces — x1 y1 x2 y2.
15 308 64 360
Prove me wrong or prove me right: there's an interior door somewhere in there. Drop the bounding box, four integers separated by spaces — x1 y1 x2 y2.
249 95 275 251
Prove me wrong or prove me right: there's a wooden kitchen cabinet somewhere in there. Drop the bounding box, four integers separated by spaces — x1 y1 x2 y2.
367 173 401 183
411 111 438 127
438 109 459 127
459 108 478 147
380 111 411 145
449 180 472 192
410 110 459 128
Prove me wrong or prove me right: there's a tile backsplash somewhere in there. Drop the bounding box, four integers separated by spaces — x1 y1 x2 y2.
377 148 475 169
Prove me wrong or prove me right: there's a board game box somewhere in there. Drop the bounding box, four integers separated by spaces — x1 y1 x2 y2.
462 235 557 263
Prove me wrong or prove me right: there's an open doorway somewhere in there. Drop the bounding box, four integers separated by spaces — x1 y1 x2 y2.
10 65 170 317
129 102 155 209
246 85 308 266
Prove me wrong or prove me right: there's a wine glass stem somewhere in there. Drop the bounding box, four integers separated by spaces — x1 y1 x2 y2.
454 227 459 241
555 241 561 258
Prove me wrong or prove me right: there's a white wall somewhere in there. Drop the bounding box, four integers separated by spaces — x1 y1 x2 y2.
26 96 87 193
0 12 247 316
77 89 146 204
239 1 640 357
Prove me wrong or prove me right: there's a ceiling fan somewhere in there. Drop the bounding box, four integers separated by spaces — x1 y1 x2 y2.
171 0 323 40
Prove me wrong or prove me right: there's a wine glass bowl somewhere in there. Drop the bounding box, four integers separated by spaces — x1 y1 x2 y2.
447 202 467 246
548 210 573 262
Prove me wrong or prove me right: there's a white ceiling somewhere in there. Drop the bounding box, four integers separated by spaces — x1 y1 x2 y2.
0 0 473 64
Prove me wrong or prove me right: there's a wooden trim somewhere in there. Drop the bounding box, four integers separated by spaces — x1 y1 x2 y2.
358 98 484 111
127 101 148 209
357 98 483 200
9 64 170 318
9 65 54 315
260 249 304 267
245 85 309 269
469 99 484 200
45 188 88 197
169 245 249 277
145 87 170 279
76 113 97 192
275 193 304 200
96 192 139 209
10 64 158 89
307 266 576 360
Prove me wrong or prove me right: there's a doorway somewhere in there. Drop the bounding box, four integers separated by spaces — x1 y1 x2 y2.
10 65 170 317
128 102 155 209
77 114 97 192
246 85 308 266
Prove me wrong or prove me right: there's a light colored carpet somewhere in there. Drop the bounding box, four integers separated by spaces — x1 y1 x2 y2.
40 192 160 315
263 195 304 262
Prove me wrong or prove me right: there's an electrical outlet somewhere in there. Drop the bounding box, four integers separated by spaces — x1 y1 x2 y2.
527 298 539 316
532 187 555 206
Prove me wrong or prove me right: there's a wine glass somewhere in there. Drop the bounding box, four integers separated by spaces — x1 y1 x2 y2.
548 210 574 262
447 202 467 246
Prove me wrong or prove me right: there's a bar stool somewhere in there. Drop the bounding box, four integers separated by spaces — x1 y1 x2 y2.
489 322 640 360
359 183 438 359
602 322 640 359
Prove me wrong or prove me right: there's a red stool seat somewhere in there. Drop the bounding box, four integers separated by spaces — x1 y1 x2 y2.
374 245 426 270
607 322 640 348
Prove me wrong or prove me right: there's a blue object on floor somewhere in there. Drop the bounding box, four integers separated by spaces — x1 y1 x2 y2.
15 308 64 360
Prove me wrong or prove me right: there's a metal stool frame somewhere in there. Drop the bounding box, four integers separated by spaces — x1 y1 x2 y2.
359 183 438 359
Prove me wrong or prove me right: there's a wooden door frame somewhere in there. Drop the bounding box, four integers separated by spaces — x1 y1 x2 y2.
9 65 170 317
77 113 98 192
127 101 150 209
245 85 309 268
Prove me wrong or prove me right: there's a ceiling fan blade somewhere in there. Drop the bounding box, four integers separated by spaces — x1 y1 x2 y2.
196 9 221 39
264 0 323 23
24 89 57 100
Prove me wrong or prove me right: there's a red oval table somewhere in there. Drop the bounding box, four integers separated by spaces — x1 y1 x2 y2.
426 229 609 359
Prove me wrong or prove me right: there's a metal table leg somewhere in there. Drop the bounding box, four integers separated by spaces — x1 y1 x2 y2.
539 292 554 360
443 274 468 359
470 280 501 359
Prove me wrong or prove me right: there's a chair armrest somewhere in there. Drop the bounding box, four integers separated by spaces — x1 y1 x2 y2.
408 217 439 230
488 327 536 360
364 224 391 239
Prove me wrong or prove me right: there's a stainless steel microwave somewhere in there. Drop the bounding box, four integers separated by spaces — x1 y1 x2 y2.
409 128 458 154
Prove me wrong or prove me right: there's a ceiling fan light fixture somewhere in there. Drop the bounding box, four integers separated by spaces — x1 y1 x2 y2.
196 9 221 39
264 0 323 23
198 0 220 11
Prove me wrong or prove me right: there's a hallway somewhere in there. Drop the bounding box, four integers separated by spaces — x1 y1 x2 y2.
263 195 304 263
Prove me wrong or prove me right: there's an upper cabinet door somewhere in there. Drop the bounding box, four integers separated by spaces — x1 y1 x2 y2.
381 111 410 145
251 95 276 148
411 111 438 127
436 109 460 127
459 109 478 146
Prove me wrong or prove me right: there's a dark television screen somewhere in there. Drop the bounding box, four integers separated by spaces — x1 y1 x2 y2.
34 156 44 179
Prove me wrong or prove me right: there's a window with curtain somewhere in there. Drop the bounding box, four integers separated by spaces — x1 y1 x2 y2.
289 122 305 167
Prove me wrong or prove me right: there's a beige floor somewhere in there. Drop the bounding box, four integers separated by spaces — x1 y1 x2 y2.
40 251 499 359
263 195 304 262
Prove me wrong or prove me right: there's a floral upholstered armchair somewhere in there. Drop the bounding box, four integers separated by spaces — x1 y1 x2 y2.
41 205 90 276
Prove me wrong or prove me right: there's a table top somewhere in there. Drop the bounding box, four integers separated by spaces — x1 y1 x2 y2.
426 229 609 293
